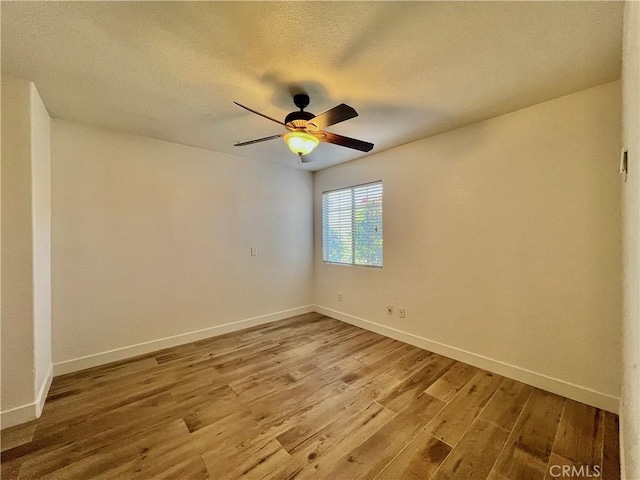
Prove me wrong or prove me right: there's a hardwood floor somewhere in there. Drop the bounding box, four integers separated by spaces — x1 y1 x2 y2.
1 313 620 480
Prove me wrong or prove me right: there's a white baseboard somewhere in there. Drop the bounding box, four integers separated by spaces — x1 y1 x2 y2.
314 305 620 414
1 363 53 430
1 403 36 431
53 305 315 376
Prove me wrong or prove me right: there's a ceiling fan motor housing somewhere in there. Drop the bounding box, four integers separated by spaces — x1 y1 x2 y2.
285 110 315 127
285 93 315 128
293 93 310 109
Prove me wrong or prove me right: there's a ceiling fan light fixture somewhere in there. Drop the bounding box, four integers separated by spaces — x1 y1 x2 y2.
233 97 373 159
283 131 319 156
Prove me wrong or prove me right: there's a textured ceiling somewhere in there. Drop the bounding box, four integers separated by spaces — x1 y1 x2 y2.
1 1 623 171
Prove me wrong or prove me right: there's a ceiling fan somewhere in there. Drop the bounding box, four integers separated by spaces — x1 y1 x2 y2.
233 94 374 161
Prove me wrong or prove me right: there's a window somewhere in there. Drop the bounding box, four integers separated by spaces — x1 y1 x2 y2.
322 181 383 267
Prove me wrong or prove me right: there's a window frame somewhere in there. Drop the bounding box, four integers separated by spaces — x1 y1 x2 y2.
321 180 383 269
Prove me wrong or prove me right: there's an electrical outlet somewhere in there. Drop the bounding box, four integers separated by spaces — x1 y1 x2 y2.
399 307 406 318
387 305 393 315
250 247 257 256
338 292 343 302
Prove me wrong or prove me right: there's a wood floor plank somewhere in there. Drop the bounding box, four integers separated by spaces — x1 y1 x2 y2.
3 394 174 476
425 361 480 403
266 402 396 480
0 314 618 479
42 362 206 420
226 353 320 397
312 332 386 371
495 389 565 480
22 419 199 480
427 370 503 446
324 355 365 379
379 355 455 412
47 356 160 396
384 347 435 380
209 341 290 374
29 366 221 449
340 343 416 390
187 410 262 455
38 358 222 431
182 384 246 432
205 382 370 466
0 460 21 480
357 371 405 404
4 386 170 466
553 399 604 467
486 471 511 480
248 375 348 427
479 378 533 431
95 439 209 480
375 431 451 480
431 418 509 480
274 385 375 455
321 392 446 480
201 437 290 479
13 381 222 478
354 337 403 365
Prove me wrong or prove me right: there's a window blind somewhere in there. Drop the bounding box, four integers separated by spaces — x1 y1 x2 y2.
322 181 383 267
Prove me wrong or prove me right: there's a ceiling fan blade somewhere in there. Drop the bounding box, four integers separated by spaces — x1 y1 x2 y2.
306 104 358 131
234 134 282 146
318 131 374 152
234 102 285 126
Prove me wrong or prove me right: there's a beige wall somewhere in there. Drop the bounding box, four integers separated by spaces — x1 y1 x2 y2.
51 120 313 370
1 78 52 428
1 78 36 419
621 1 640 477
314 81 622 411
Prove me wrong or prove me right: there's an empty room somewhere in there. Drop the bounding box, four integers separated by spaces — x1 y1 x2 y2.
1 1 639 479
